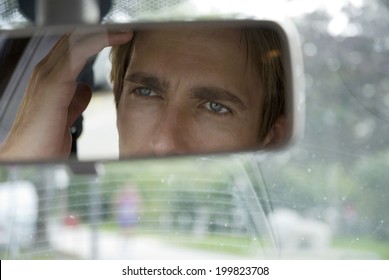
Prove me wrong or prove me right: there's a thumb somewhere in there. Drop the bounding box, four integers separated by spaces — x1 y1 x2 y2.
67 83 92 127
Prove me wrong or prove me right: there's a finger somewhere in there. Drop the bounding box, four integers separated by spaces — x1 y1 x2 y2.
58 31 133 81
31 30 132 109
39 30 133 82
67 83 93 127
60 127 73 158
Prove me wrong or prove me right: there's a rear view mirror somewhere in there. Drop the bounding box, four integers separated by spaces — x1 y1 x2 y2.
0 19 304 161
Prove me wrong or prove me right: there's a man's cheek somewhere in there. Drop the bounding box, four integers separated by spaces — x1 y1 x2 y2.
118 110 154 141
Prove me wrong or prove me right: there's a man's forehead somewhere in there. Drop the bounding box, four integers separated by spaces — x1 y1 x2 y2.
124 27 264 107
129 27 257 76
134 27 243 49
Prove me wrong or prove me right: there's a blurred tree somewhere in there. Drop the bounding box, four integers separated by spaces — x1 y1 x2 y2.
269 0 389 240
296 2 389 157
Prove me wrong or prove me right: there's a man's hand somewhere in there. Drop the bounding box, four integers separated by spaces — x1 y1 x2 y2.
0 30 133 160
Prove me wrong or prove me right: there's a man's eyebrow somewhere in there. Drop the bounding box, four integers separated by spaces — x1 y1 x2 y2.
191 86 248 111
124 72 169 92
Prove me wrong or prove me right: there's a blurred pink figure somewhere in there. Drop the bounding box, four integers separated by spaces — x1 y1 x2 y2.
114 184 141 258
115 184 141 234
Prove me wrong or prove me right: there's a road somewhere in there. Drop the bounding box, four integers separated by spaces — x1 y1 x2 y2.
49 223 239 260
48 223 379 260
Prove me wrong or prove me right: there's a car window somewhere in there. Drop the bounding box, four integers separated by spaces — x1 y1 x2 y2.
0 37 29 99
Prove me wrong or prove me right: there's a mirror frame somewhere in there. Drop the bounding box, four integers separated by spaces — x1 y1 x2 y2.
0 16 304 165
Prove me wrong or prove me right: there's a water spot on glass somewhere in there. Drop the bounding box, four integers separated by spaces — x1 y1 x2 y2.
380 79 389 91
167 175 175 185
381 220 384 224
362 84 376 98
385 38 389 51
374 38 385 52
307 168 312 173
345 22 363 37
323 110 336 125
323 197 327 201
350 237 360 245
303 42 317 57
384 93 389 108
328 13 349 36
348 51 363 65
342 196 346 201
326 58 341 72
349 0 364 9
354 119 375 138
304 73 314 88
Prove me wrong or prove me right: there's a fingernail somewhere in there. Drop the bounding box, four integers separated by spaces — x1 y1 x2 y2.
117 29 133 33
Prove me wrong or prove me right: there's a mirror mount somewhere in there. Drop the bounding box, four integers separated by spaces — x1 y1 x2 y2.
66 161 100 176
18 0 112 26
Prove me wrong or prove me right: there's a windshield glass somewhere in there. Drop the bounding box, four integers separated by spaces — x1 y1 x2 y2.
0 0 388 260
0 0 187 29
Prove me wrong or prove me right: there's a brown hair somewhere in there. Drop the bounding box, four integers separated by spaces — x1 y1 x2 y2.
242 28 285 142
110 27 285 142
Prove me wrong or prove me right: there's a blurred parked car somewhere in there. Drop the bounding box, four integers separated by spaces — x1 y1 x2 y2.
0 180 37 256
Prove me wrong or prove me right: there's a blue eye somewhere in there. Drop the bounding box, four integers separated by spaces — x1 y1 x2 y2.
205 102 230 114
134 87 156 97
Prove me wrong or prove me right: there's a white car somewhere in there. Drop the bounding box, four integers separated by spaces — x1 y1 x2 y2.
0 181 38 256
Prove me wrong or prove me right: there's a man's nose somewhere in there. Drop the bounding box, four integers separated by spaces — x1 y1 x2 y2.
149 108 189 156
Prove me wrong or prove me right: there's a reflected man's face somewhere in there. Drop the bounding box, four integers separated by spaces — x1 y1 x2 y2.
117 28 265 157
